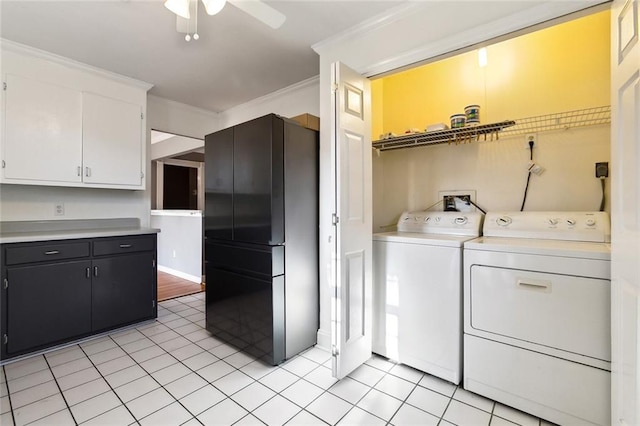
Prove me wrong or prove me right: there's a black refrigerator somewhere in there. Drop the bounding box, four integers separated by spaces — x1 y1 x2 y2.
204 113 318 365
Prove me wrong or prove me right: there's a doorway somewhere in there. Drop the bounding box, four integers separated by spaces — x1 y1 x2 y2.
150 130 205 301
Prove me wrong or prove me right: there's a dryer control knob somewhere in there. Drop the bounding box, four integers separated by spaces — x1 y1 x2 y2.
547 218 559 226
566 219 576 226
454 216 468 225
496 216 512 226
434 217 441 223
586 218 596 226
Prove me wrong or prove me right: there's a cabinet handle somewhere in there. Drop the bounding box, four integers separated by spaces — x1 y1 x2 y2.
93 266 99 277
85 167 91 177
77 166 82 177
44 250 60 255
119 244 132 249
86 267 91 279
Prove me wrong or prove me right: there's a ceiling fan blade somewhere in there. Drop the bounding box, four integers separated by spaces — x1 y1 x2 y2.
228 0 286 29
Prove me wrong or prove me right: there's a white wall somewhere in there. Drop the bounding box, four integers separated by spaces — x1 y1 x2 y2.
219 76 319 128
151 211 202 283
373 125 611 231
147 95 219 140
312 0 607 350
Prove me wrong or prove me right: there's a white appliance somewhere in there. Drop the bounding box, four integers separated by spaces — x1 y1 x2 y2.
373 210 484 384
463 211 611 426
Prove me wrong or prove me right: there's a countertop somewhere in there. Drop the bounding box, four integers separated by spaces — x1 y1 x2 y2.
0 218 160 244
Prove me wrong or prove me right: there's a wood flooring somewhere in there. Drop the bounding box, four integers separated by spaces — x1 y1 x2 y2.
157 270 204 302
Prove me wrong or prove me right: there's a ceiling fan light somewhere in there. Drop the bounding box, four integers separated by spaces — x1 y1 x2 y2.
165 0 190 19
202 0 226 16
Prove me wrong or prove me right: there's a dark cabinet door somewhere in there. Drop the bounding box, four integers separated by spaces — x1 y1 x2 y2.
232 114 284 244
7 260 92 355
205 127 234 240
92 252 155 332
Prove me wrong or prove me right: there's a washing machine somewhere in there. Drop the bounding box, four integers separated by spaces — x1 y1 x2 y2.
373 210 484 384
463 211 611 425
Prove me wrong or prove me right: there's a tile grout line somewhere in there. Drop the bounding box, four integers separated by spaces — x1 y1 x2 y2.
38 352 80 426
76 342 141 425
2 365 17 426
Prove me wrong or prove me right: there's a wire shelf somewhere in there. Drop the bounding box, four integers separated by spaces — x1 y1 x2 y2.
372 120 516 151
501 106 611 137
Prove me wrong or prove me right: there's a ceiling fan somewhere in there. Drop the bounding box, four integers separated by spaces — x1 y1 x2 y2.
165 0 286 41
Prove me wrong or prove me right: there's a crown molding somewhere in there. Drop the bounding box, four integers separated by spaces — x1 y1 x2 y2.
221 75 319 115
147 94 219 118
1 38 154 91
312 2 424 55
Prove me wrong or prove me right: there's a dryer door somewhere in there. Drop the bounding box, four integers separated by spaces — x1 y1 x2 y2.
469 265 610 361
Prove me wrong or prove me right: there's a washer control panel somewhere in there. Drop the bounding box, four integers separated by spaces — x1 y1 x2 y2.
484 211 610 242
397 211 484 236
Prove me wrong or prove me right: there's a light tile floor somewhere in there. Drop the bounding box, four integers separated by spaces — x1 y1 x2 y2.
0 293 557 426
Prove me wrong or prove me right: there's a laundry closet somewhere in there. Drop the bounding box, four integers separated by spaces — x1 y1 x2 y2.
368 8 612 426
370 9 611 229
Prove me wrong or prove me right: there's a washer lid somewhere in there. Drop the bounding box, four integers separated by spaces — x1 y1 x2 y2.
374 231 479 247
465 236 611 260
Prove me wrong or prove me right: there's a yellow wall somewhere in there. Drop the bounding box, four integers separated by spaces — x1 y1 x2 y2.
374 10 611 136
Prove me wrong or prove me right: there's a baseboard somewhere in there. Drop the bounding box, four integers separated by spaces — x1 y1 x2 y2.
158 265 201 284
316 328 331 352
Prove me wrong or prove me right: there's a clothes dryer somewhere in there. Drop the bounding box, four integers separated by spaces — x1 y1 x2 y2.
373 211 484 384
463 211 611 425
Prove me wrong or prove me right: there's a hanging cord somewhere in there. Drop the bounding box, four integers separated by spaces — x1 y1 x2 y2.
459 197 487 214
520 140 534 211
599 178 606 211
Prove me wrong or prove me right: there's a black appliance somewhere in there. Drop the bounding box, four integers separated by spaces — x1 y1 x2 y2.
204 113 318 365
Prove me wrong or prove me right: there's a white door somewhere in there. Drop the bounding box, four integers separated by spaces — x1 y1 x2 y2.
331 61 372 379
3 74 83 183
82 92 143 186
611 0 640 424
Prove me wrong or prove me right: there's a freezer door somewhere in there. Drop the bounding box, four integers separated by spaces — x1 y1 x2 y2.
233 115 284 245
205 241 285 365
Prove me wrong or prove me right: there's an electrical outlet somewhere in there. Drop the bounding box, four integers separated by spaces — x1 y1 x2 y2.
595 162 609 178
525 132 537 148
54 202 65 216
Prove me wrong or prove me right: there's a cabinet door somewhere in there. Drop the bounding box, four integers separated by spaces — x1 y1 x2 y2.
3 74 83 183
92 252 155 331
6 260 92 355
82 92 143 187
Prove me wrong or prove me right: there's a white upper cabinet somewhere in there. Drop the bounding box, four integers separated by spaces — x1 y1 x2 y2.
0 42 152 190
82 93 143 187
4 74 83 183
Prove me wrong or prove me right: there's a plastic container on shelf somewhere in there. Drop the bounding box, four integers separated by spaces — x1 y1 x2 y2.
465 104 481 125
450 114 466 128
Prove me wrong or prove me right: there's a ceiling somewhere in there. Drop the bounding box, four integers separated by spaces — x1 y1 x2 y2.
0 0 402 113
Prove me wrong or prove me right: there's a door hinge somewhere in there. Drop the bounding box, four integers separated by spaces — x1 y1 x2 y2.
152 259 156 268
331 213 340 226
331 345 339 357
332 83 339 93
3 278 7 290
152 300 156 308
3 334 7 345
2 160 5 169
141 171 144 179
3 82 6 91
